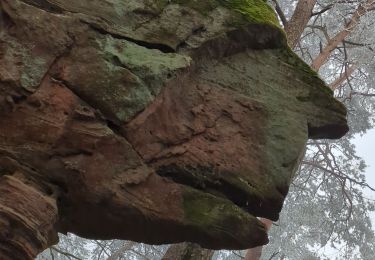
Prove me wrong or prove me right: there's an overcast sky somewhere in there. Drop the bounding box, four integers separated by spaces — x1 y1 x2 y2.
353 129 375 224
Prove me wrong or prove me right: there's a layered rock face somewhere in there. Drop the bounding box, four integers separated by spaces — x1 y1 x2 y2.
0 0 348 258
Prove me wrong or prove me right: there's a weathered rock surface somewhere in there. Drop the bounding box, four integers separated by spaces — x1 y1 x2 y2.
0 0 348 258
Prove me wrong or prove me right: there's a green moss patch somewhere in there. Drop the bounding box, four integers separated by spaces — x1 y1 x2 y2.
219 0 279 27
168 0 280 27
182 187 251 228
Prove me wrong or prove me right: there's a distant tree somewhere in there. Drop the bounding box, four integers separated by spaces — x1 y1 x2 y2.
261 0 375 259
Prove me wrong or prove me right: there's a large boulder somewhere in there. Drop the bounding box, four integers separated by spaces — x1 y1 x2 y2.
0 0 348 258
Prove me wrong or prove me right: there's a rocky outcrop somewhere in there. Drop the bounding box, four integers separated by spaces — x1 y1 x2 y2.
0 0 348 258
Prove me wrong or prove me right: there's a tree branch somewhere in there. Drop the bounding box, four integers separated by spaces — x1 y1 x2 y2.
301 160 375 192
329 65 356 90
271 0 287 27
51 247 83 260
312 4 334 16
311 0 375 71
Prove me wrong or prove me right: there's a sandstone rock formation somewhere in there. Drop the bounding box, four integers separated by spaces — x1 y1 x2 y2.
0 0 348 259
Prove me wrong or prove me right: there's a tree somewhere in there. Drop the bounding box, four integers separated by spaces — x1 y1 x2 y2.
261 0 375 259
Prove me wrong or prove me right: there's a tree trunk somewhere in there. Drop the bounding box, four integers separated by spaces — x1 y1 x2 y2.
284 0 317 48
329 65 356 90
244 219 273 260
162 243 214 260
311 0 375 71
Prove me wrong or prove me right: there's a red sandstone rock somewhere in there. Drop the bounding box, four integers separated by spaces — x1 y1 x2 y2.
0 0 348 258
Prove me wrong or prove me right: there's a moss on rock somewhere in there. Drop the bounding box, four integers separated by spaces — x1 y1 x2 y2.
182 188 254 234
275 47 347 118
182 187 268 249
219 0 279 27
168 0 280 28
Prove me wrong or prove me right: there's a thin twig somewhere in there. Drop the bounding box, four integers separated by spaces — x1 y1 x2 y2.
51 247 83 260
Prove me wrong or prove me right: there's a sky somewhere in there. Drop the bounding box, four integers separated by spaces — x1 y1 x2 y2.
353 129 375 223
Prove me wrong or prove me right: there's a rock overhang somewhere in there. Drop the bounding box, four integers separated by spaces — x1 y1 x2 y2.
0 0 349 256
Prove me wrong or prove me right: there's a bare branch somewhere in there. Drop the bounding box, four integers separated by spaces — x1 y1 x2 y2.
329 65 356 91
312 4 334 16
301 160 375 192
51 247 83 260
311 0 375 70
107 241 136 260
271 0 287 27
